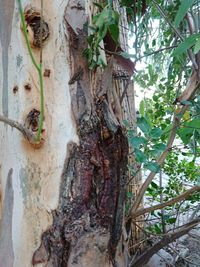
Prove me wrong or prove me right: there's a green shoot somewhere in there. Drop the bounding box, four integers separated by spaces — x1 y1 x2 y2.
17 0 44 142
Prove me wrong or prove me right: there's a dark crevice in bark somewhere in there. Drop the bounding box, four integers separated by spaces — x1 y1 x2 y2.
32 2 129 266
32 111 128 267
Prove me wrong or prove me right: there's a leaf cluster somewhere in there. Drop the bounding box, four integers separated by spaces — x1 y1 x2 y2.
84 2 120 69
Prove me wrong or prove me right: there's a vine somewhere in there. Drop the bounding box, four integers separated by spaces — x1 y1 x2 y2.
17 0 44 142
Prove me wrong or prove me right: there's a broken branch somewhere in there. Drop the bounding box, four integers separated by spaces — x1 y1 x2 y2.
0 115 37 145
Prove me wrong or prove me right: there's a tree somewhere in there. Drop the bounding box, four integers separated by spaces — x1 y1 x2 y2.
1 0 200 266
0 0 134 266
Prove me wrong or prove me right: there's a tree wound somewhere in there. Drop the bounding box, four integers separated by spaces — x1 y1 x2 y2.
25 109 40 132
24 7 50 48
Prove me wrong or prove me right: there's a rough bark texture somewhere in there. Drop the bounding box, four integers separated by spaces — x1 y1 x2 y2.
32 1 129 266
0 0 130 266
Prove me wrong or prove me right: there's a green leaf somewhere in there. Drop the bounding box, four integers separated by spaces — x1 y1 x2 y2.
178 128 194 144
149 127 162 139
173 34 200 56
95 24 108 45
150 143 166 156
154 224 162 234
174 0 196 27
108 24 119 43
178 119 200 144
152 143 166 152
165 217 176 224
144 162 160 173
93 2 104 10
129 136 147 149
137 117 152 134
162 124 173 137
194 37 200 54
111 10 120 24
188 119 200 130
150 181 159 189
134 148 148 163
126 191 133 198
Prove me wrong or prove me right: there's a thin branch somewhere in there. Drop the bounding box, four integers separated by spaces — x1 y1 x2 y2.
130 217 200 267
36 0 44 141
129 186 200 219
100 45 177 66
40 0 43 65
0 115 36 144
159 170 166 233
169 245 200 267
130 109 183 213
135 45 177 62
151 0 198 70
185 12 195 34
189 203 200 221
130 71 200 213
17 0 40 71
120 78 131 104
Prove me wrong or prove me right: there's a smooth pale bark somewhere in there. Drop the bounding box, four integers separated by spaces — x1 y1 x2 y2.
0 1 77 266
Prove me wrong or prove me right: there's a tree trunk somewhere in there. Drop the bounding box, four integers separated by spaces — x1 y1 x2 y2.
0 1 133 266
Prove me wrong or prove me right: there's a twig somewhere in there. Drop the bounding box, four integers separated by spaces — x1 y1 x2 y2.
185 12 195 34
99 44 177 66
17 0 39 71
120 78 131 104
136 45 177 62
130 71 200 213
130 108 184 213
159 170 166 233
0 115 36 144
189 203 200 221
169 244 200 267
36 0 44 141
151 0 198 71
129 186 200 220
130 217 200 267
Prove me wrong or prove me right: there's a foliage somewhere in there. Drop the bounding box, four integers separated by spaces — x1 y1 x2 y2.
127 117 163 173
84 0 200 242
126 0 200 235
84 1 120 69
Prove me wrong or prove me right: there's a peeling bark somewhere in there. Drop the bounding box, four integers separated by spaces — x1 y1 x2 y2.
0 0 131 266
33 83 129 266
33 1 129 266
33 132 128 266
